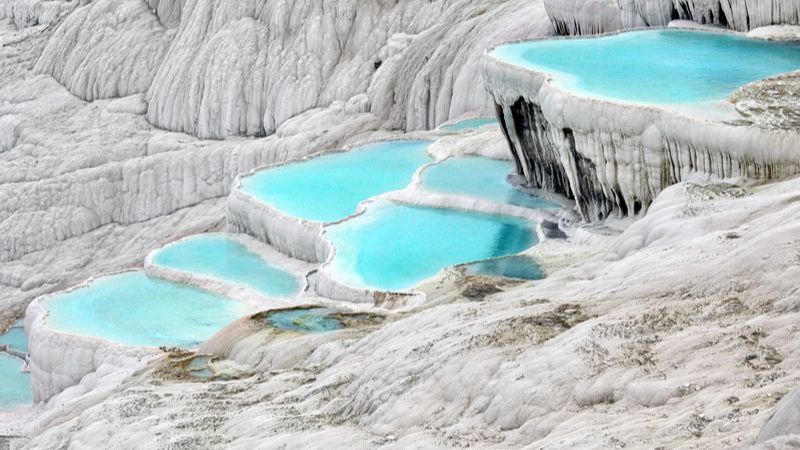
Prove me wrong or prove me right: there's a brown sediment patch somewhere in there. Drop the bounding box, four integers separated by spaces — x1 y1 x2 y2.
468 303 590 353
152 351 252 382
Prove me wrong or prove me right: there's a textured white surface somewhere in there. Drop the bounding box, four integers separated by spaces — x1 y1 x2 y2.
144 232 315 308
481 44 800 220
3 0 800 447
34 0 175 102
25 291 159 403
544 0 800 35
14 176 800 448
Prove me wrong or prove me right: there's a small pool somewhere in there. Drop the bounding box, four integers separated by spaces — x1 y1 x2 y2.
265 308 344 333
464 255 543 281
439 117 496 131
0 354 30 408
491 29 800 104
240 140 432 222
43 272 253 348
422 157 558 209
187 355 215 379
326 202 537 291
0 319 28 353
152 235 300 298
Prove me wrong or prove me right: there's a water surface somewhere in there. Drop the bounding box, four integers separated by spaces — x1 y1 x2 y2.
422 157 558 209
241 141 432 222
326 202 537 291
265 308 344 333
464 255 543 280
152 235 299 297
491 29 800 104
44 272 252 348
0 319 27 353
0 354 30 408
440 117 496 131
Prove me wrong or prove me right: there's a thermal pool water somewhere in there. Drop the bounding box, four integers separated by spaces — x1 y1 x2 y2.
325 202 537 291
152 235 300 298
240 140 432 222
43 272 253 348
491 29 800 104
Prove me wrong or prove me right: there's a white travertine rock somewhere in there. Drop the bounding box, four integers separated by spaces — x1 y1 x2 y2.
25 292 159 402
18 172 800 447
481 45 800 221
544 0 800 35
23 0 550 136
146 0 183 28
0 0 72 28
141 0 553 138
757 388 800 444
144 232 314 308
748 24 800 40
34 0 175 101
5 0 800 447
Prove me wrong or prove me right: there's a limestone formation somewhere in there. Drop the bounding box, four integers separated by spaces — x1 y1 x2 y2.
3 0 800 448
481 38 800 221
544 0 800 35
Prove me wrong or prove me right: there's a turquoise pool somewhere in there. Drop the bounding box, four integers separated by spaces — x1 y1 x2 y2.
265 308 344 333
0 319 28 353
422 157 558 209
326 202 537 291
152 235 300 298
0 354 30 408
491 29 800 104
464 255 543 281
240 140 432 222
440 117 496 131
43 272 253 348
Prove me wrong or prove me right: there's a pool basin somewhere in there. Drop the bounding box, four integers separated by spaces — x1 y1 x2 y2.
490 29 800 105
325 201 538 291
42 272 253 348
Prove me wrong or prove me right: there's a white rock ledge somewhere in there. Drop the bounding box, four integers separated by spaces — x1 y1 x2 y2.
144 232 315 309
543 0 800 36
24 275 160 403
481 29 800 221
227 144 557 307
226 182 326 264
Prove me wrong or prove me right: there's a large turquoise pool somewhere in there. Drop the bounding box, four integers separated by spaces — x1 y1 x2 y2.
491 29 800 104
422 157 558 209
0 354 30 408
152 235 300 298
240 140 432 222
326 202 537 291
43 272 253 348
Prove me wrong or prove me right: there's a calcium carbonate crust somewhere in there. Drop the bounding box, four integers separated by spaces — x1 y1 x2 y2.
481 28 800 221
544 0 800 36
24 273 160 402
143 232 315 308
229 136 558 307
